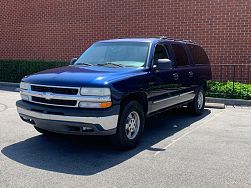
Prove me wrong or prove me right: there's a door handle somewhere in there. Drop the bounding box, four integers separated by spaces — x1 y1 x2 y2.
173 73 179 80
149 82 156 86
189 71 194 77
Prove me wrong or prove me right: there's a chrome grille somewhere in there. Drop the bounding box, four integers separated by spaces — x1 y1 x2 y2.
20 84 111 108
31 85 78 95
32 96 77 106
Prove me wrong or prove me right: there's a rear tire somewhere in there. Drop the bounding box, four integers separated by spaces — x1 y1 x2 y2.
187 87 205 115
112 101 145 150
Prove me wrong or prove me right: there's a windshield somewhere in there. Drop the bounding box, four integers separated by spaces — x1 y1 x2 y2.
75 42 150 67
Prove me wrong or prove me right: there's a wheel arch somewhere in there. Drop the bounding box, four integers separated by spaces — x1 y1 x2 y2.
198 80 207 91
120 92 148 116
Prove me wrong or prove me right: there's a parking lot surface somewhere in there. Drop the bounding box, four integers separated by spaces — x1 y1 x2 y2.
0 85 250 188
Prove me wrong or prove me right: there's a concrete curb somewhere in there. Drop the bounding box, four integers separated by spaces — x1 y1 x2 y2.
206 97 251 106
205 102 225 109
0 81 19 87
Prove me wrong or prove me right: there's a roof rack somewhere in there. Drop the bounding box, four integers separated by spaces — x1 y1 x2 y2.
159 36 175 40
117 36 197 44
117 36 173 40
181 39 197 44
156 36 197 44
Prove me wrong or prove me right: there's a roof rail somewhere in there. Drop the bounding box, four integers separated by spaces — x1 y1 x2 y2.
117 36 173 39
159 36 175 40
158 36 197 44
181 39 197 44
116 36 197 43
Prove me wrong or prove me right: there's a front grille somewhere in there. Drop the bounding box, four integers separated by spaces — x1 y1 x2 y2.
32 96 77 106
31 85 78 95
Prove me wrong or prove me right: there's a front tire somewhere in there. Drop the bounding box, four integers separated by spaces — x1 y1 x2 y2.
112 101 145 150
187 87 205 115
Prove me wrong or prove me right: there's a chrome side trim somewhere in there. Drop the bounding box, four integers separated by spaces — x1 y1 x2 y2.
180 91 195 97
153 91 195 104
17 107 118 130
153 95 179 104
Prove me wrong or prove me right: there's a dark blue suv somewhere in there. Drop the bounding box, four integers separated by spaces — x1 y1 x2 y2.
16 37 212 149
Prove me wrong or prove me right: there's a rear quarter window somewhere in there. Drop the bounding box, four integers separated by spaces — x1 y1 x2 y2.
187 44 209 65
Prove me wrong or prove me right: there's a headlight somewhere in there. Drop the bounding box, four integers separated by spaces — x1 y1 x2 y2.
20 82 30 90
21 94 29 101
80 87 111 96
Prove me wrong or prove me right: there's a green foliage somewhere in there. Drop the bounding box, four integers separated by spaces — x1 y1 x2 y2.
207 81 251 100
0 60 68 83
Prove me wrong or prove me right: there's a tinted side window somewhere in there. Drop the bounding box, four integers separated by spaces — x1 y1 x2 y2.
171 44 189 67
154 44 169 60
187 44 209 65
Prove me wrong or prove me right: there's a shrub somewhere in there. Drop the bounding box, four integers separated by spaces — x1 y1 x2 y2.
207 81 251 100
0 60 68 83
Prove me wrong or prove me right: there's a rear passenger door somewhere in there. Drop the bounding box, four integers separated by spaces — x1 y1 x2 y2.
169 43 196 103
186 44 211 87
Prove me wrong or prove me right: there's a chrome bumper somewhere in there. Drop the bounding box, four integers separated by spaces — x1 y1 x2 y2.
17 107 119 130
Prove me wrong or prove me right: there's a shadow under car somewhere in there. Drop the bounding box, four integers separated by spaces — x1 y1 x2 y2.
1 108 211 175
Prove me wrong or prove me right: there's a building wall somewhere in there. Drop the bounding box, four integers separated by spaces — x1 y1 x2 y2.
0 0 250 81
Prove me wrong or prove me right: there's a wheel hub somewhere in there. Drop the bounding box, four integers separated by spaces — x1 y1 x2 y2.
125 111 140 139
129 119 136 130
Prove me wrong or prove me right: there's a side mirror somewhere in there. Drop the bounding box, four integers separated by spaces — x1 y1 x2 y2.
70 58 77 65
153 59 173 70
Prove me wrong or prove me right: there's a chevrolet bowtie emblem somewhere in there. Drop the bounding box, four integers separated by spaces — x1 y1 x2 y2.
44 92 54 100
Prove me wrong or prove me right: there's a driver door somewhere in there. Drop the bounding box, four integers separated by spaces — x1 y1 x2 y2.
148 43 181 113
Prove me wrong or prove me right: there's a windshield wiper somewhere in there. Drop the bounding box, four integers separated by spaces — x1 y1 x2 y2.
96 62 124 67
74 62 92 66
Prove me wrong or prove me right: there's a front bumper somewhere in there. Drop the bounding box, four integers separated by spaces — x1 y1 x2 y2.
16 100 120 135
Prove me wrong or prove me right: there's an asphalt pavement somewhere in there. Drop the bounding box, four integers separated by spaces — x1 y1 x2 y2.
0 85 250 188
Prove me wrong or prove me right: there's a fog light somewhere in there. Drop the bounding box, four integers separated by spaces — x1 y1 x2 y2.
82 127 94 132
79 102 101 108
78 101 112 108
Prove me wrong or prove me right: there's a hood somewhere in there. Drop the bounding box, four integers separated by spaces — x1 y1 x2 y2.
22 65 147 87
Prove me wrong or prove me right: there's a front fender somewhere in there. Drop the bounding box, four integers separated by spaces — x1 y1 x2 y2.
110 73 150 105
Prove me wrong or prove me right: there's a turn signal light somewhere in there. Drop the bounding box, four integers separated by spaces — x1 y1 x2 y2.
100 101 112 108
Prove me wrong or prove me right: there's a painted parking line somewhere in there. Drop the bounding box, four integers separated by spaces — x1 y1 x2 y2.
154 110 224 156
0 103 8 112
